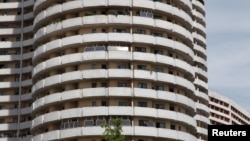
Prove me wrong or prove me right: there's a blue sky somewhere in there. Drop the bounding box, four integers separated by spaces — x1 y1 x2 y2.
205 0 250 111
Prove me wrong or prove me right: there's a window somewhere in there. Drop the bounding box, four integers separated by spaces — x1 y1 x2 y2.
101 101 107 106
91 64 97 69
170 105 175 111
139 120 154 127
167 0 171 5
85 46 106 52
153 33 163 37
2 12 8 15
1 38 8 41
136 29 146 34
95 46 106 51
101 83 107 87
96 119 106 126
118 101 128 106
101 64 106 69
14 91 19 95
92 101 97 106
138 83 147 89
155 85 164 91
168 53 173 57
170 124 176 130
15 63 20 68
2 25 8 28
91 83 97 88
118 82 128 87
0 91 5 95
138 101 147 107
0 64 8 68
15 76 19 82
178 126 181 130
0 51 8 55
14 104 18 109
135 47 146 52
84 120 94 126
114 28 126 33
139 11 153 18
16 50 20 54
91 29 96 33
85 47 95 52
118 64 127 69
0 119 5 123
154 49 163 54
0 105 5 109
102 29 106 33
121 119 131 126
155 104 165 109
169 88 174 92
156 122 165 128
137 65 147 70
154 68 163 72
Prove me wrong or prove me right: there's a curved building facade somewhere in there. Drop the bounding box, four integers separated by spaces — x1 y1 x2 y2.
0 0 209 141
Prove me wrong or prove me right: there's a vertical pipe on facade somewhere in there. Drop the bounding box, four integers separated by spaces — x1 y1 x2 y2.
17 0 25 140
131 1 135 140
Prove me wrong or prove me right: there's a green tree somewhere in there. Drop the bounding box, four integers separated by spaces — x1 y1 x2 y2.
101 118 125 141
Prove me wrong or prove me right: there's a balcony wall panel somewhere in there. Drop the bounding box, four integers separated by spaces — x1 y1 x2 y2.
44 93 61 105
61 53 82 65
60 128 82 139
108 87 132 97
44 111 61 123
82 88 107 98
83 0 107 7
108 51 132 60
61 108 82 119
62 17 82 29
108 69 132 78
62 0 83 12
61 89 83 101
43 130 59 141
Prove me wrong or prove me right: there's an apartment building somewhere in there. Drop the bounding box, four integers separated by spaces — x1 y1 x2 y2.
0 0 209 141
209 90 250 125
0 0 33 140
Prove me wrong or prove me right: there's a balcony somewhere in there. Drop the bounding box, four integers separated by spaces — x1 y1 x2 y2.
62 0 82 12
61 71 82 82
46 39 61 53
108 15 131 25
62 17 82 29
44 93 61 106
108 50 131 60
108 106 133 115
62 35 82 47
61 108 81 119
44 111 60 123
133 0 154 9
83 0 107 7
108 69 132 78
61 89 82 101
108 0 132 7
108 87 132 97
82 88 106 98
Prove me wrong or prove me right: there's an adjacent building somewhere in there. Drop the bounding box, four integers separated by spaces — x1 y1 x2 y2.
209 90 250 125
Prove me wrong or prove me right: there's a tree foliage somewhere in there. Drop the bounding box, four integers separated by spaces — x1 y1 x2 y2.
101 118 125 141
